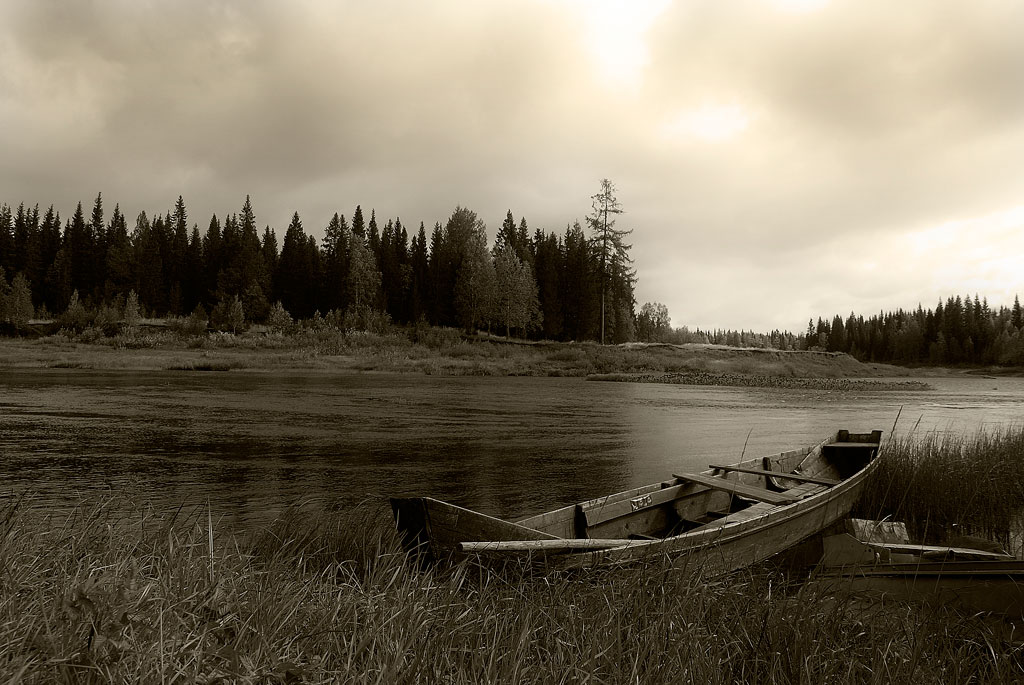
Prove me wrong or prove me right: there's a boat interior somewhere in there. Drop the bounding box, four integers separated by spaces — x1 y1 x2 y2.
516 430 882 542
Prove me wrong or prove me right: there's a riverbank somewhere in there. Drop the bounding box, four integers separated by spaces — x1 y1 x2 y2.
589 370 933 391
0 329 925 384
2 487 1020 682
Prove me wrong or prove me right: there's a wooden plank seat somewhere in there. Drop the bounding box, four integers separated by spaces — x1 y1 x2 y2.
672 472 799 505
707 465 839 486
580 464 818 532
681 483 830 533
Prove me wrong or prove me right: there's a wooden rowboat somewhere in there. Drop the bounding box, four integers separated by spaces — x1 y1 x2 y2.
812 520 1024 617
391 429 884 573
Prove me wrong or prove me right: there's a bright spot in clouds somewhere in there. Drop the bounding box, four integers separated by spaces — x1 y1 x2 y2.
664 104 752 142
575 0 672 85
892 205 1024 304
910 206 1024 256
770 0 831 13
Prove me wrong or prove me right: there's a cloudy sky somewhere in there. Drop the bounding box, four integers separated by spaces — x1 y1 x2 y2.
2 0 1023 332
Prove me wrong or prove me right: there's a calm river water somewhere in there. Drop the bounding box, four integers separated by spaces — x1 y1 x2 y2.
1 369 1022 528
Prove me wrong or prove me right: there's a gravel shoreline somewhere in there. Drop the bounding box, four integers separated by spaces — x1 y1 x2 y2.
589 371 934 391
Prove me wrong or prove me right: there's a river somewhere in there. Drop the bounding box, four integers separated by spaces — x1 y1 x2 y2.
1 369 1021 528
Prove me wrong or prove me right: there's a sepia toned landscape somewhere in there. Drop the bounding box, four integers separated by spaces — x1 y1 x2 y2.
3 0 1024 682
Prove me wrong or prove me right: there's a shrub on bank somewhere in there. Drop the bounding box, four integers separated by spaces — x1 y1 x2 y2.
407 321 463 349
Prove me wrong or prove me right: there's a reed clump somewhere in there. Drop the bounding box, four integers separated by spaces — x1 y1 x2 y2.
3 495 1023 683
856 426 1024 549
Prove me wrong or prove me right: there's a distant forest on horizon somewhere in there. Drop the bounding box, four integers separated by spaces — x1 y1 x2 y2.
0 189 638 342
1 192 1023 367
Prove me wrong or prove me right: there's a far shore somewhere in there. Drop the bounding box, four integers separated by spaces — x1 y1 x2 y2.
0 327 975 389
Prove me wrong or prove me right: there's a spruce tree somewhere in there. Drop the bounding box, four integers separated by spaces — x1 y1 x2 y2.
409 222 429 322
367 210 380 257
184 226 204 312
533 229 564 340
203 215 223 309
495 210 518 256
261 226 279 275
0 204 12 276
133 211 164 312
322 212 350 313
89 193 106 297
351 205 365 238
19 205 42 298
277 212 315 318
67 202 91 302
38 206 62 312
105 204 133 298
166 196 189 313
427 221 445 324
562 220 598 341
12 203 28 276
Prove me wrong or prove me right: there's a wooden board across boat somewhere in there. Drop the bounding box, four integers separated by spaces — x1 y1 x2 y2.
391 429 883 573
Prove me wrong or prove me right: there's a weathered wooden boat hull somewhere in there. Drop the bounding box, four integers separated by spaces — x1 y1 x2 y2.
813 562 1024 618
811 525 1024 617
552 465 870 573
390 497 558 562
391 429 883 572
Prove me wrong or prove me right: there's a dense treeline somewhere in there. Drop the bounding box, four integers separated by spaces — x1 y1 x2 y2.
806 295 1024 366
6 190 1022 367
654 297 1024 367
0 186 638 342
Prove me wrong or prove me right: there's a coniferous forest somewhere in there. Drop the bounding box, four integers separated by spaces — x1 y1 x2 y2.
0 181 638 343
665 296 1024 367
2 187 1023 367
803 296 1024 366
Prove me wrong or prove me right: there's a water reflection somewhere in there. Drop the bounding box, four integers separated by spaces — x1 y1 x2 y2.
1 369 1021 529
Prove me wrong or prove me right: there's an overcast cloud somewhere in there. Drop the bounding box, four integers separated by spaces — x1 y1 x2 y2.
2 0 1022 332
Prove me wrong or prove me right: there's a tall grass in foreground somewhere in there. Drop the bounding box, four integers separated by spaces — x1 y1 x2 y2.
3 495 1023 683
856 426 1024 549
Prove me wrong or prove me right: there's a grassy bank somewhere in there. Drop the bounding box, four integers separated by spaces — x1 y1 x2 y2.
856 426 1024 551
6 423 1024 685
0 326 916 382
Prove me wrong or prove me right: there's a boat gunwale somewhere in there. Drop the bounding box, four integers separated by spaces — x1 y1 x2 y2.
553 460 875 569
467 434 883 566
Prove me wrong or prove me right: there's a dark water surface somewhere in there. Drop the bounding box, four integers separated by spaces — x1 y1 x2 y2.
1 369 1022 528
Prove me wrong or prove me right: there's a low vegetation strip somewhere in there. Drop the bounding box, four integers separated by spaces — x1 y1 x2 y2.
0 325 922 382
2 495 1021 683
589 370 934 391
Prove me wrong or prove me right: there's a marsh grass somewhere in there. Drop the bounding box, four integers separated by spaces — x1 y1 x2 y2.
856 426 1024 549
4 490 1024 683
